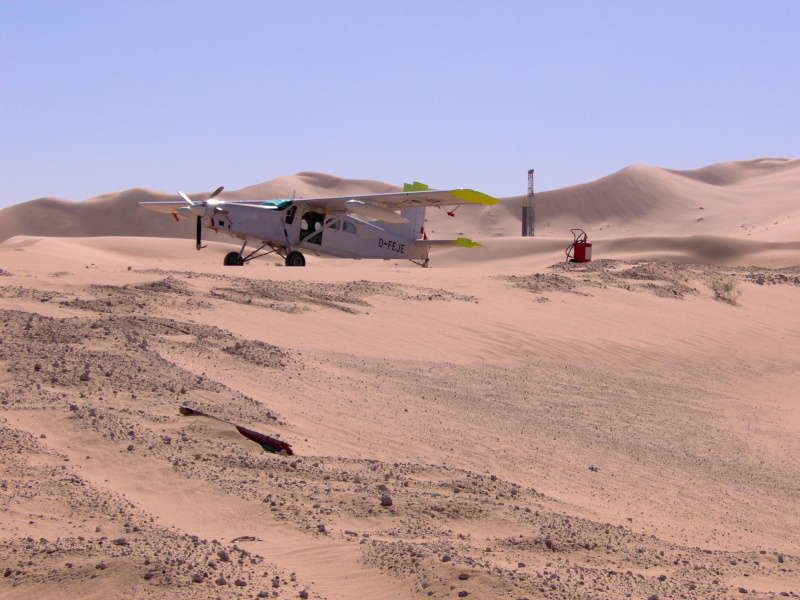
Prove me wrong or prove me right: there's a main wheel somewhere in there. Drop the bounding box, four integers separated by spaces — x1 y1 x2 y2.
285 251 306 267
223 251 244 266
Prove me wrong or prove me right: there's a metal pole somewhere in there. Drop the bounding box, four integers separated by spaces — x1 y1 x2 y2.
522 203 528 236
527 169 535 237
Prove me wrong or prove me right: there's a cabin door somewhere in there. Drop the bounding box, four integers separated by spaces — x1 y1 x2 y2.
300 210 326 245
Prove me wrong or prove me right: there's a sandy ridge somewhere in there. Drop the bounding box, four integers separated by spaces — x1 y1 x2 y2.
1 240 799 598
1 158 799 598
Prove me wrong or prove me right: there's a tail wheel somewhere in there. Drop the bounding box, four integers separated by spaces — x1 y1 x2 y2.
285 251 306 267
223 251 244 266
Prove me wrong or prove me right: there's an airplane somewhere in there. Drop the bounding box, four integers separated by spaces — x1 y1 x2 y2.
139 181 497 267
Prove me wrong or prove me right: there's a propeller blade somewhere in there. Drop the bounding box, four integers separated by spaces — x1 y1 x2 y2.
208 186 224 200
179 406 209 417
179 405 293 455
178 191 194 205
236 426 293 455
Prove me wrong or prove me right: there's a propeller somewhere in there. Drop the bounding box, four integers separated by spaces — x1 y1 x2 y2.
177 186 224 250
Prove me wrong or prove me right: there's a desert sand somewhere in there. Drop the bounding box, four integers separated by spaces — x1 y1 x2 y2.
0 158 798 599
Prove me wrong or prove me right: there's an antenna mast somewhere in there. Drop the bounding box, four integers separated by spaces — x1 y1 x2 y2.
524 168 535 237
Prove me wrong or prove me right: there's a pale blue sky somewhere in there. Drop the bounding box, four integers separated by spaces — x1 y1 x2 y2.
1 1 798 207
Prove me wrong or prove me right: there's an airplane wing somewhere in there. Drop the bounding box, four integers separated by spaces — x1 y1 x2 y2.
139 182 496 222
139 201 191 214
291 184 497 213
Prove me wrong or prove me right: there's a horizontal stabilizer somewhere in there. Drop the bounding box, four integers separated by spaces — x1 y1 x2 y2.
415 237 483 248
453 237 482 248
403 181 429 192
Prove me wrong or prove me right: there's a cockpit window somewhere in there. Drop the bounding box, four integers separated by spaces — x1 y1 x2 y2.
343 221 357 234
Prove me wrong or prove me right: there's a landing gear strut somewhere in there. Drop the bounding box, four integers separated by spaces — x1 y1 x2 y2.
220 242 305 267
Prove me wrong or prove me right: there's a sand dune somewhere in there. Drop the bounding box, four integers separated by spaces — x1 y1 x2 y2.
444 157 800 244
1 159 799 599
3 158 799 258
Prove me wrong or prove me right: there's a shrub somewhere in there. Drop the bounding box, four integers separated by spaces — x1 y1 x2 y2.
711 278 742 305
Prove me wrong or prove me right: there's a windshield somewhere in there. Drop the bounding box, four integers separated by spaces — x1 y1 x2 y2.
259 199 292 210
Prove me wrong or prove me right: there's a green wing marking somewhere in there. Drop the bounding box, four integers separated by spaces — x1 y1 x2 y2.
449 188 497 205
401 182 496 206
453 237 482 248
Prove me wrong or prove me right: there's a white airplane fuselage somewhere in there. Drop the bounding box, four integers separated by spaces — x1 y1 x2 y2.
204 201 427 261
140 182 496 266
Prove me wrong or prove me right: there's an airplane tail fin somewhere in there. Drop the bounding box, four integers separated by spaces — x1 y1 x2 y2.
403 181 429 192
